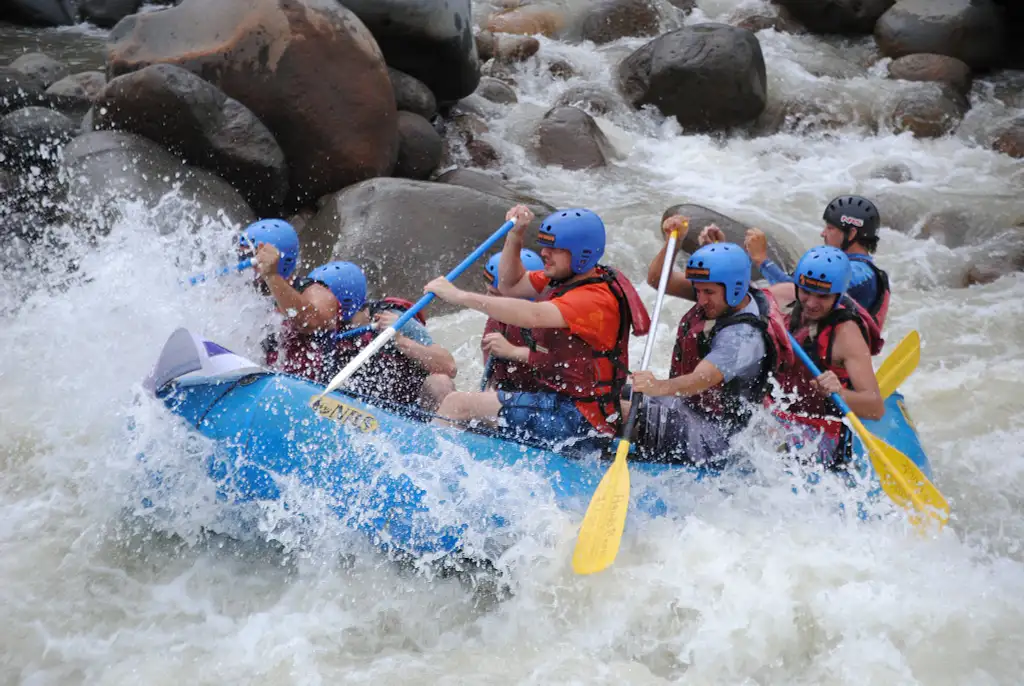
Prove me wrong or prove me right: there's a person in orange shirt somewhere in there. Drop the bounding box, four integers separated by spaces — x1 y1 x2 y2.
424 204 650 451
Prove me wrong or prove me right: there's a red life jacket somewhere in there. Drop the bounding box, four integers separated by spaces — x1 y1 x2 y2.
490 266 651 436
262 278 345 385
331 297 431 407
481 317 506 365
669 287 795 433
849 254 891 329
774 292 884 419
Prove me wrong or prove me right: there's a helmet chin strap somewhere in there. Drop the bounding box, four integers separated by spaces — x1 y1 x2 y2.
839 226 856 251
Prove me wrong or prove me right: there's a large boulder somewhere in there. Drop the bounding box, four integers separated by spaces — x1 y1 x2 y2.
300 178 550 312
617 24 767 133
106 0 398 207
887 53 972 97
0 68 47 115
553 84 629 118
485 5 567 37
475 77 518 105
475 31 540 63
0 107 78 170
93 64 288 216
435 168 555 213
45 71 107 116
770 0 894 34
991 115 1024 158
59 131 254 232
531 106 615 170
393 111 443 180
9 53 69 89
340 0 480 103
660 203 801 280
0 0 77 26
874 0 1006 70
80 0 141 28
388 68 437 120
579 0 661 45
889 84 968 138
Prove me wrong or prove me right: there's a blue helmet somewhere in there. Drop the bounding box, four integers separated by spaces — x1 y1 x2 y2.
483 249 545 287
240 219 299 280
536 208 605 274
307 261 367 320
684 242 751 308
794 246 850 296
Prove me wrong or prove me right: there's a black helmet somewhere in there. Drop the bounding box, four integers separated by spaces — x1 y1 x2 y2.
822 196 880 243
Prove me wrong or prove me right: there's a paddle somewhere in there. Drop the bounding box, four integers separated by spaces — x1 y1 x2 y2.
876 330 920 399
479 356 495 391
185 258 252 286
787 333 949 530
315 218 518 401
572 224 682 575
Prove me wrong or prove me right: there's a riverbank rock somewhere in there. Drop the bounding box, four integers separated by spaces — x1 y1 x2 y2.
341 0 480 103
476 77 518 105
553 84 628 117
393 111 443 180
106 0 398 207
300 178 549 312
991 115 1024 158
887 53 972 96
0 68 47 115
0 107 77 170
729 5 806 33
771 0 894 34
617 24 767 133
0 0 77 26
388 68 437 120
964 242 1024 286
59 131 254 232
890 84 968 138
92 64 288 216
475 31 540 63
45 71 106 116
486 5 567 37
660 203 800 278
579 0 661 45
435 168 554 213
80 0 141 28
9 53 69 89
875 0 1006 70
531 106 614 170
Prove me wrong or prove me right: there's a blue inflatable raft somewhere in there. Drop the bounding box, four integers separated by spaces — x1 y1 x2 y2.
140 328 933 565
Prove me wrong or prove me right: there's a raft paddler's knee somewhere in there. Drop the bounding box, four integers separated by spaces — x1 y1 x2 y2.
433 390 502 427
420 374 456 412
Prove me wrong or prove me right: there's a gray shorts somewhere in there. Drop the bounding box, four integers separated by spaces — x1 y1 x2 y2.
635 395 732 466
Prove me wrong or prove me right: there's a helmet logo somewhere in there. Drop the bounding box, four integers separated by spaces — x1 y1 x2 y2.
840 215 864 228
537 230 556 246
685 267 710 279
798 273 832 291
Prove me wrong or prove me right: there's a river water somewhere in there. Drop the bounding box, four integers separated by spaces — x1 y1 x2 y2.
2 1 1023 684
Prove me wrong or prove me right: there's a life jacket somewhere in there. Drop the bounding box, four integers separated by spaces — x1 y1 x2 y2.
849 254 891 329
490 266 651 436
773 291 884 419
262 277 345 385
480 316 506 365
331 297 430 407
669 287 795 434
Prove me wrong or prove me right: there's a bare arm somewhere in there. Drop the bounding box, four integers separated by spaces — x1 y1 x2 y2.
454 291 567 329
497 205 542 299
265 277 340 332
396 337 458 378
831 321 884 420
631 359 724 398
647 239 696 300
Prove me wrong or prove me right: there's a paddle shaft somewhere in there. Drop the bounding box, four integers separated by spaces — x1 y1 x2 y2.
318 218 518 398
787 332 930 513
187 258 252 286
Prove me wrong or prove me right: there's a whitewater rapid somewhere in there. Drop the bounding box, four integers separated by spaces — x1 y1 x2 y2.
1 1 1024 683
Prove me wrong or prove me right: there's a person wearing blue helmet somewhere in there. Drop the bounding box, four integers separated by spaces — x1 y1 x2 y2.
625 214 794 465
424 204 651 451
478 248 544 380
744 195 891 328
763 245 885 469
260 255 368 385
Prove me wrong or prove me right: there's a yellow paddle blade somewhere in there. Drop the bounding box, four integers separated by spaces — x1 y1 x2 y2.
572 439 632 575
877 330 920 399
846 413 950 531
